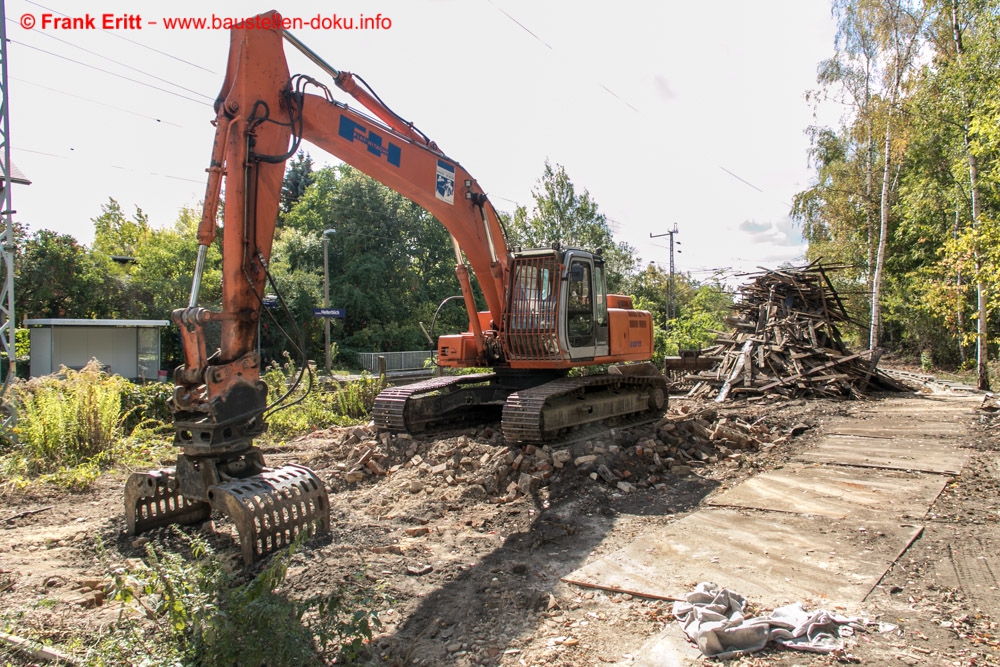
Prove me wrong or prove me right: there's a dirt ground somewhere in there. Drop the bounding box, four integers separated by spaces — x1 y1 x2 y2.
1 382 999 666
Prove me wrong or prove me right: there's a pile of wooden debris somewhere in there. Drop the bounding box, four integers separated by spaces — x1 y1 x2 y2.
687 262 908 401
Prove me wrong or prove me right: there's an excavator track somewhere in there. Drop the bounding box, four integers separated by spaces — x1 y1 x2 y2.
502 374 666 443
372 373 501 432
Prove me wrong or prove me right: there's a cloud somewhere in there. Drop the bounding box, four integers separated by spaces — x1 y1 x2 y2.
738 216 805 248
653 75 676 101
728 216 808 266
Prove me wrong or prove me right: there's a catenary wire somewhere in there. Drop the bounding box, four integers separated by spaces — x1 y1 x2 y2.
9 40 213 107
11 76 185 126
24 0 216 74
7 20 214 101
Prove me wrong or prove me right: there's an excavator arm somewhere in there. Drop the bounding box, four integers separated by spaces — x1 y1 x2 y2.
185 16 509 381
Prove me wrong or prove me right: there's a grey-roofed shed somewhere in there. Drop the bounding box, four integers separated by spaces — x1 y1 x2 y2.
25 319 170 381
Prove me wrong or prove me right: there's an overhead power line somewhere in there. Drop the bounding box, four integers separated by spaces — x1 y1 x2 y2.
484 0 552 49
12 76 184 126
8 19 214 102
719 166 764 193
20 148 206 184
482 0 640 114
25 0 216 74
599 84 639 114
9 40 213 107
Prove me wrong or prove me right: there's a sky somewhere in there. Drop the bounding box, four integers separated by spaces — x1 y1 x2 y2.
7 0 841 283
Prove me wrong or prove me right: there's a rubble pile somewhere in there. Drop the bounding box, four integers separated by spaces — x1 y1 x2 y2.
306 406 804 500
687 262 908 401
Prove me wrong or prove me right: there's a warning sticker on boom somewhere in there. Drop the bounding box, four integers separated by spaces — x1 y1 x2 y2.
435 160 455 205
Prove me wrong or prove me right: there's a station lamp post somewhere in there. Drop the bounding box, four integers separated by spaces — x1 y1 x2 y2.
322 228 335 375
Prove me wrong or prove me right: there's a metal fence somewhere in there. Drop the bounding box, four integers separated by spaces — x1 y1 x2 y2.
356 350 434 373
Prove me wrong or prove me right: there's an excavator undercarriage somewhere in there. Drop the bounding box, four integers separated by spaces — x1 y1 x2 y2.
372 366 667 443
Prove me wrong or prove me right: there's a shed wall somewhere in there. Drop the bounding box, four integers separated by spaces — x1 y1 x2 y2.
29 327 52 377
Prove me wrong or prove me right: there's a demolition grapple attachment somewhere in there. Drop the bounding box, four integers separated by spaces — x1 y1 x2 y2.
125 461 329 565
125 342 331 565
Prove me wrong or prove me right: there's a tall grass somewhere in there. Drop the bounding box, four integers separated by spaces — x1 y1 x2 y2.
16 361 126 468
2 360 135 478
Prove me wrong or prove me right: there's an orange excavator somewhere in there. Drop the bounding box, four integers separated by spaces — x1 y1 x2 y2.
125 11 665 564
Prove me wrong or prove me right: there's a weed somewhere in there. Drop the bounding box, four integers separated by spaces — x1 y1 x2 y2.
261 359 386 440
334 372 387 419
7 361 130 470
94 531 385 666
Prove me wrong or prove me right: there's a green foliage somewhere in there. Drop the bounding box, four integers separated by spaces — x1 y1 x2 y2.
661 282 733 357
281 150 315 214
793 0 1000 367
0 354 384 488
15 230 115 319
14 328 29 359
627 266 733 363
0 363 173 489
92 197 151 258
275 164 463 358
334 372 388 418
98 532 385 666
5 361 130 474
261 358 387 440
120 380 175 432
130 208 224 368
0 330 30 378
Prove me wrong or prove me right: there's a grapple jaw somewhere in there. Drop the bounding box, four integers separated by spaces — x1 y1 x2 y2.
124 468 211 534
125 460 330 565
206 464 330 564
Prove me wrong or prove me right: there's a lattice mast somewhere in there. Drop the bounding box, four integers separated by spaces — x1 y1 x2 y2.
0 0 17 416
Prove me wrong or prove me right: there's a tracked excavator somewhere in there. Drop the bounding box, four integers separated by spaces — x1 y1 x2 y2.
125 11 666 564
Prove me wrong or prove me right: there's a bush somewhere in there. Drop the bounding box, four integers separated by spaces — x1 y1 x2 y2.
334 372 386 418
4 361 129 473
0 356 389 486
121 380 174 432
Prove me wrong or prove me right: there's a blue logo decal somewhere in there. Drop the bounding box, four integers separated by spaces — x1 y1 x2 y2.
338 116 401 167
435 160 455 205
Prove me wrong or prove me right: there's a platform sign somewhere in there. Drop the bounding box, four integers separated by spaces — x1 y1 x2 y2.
313 307 346 319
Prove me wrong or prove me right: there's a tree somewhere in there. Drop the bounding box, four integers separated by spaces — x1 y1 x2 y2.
934 0 996 389
16 230 113 319
506 161 638 292
796 0 929 349
277 165 463 359
839 0 927 349
794 0 1000 383
129 208 222 317
92 197 151 258
280 151 315 214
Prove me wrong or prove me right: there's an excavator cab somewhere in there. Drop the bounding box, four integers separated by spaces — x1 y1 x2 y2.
502 248 615 364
